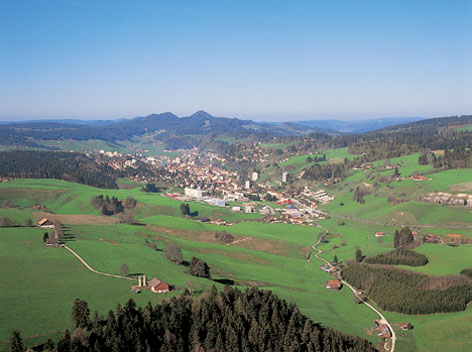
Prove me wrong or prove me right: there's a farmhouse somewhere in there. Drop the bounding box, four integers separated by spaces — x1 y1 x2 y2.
378 324 391 339
400 323 413 331
447 233 462 240
375 232 386 237
148 278 171 293
325 280 341 290
38 218 55 229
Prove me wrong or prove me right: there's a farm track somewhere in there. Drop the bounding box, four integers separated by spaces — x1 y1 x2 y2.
63 245 136 282
310 225 396 352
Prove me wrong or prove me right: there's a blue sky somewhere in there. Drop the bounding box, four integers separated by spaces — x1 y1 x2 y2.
0 0 471 121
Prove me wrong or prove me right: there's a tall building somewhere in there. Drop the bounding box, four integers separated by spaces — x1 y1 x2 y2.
282 172 289 183
252 172 258 181
184 187 202 198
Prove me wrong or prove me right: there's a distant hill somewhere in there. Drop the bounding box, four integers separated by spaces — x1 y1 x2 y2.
0 111 326 149
295 117 425 133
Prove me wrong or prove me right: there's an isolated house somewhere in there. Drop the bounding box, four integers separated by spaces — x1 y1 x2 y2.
447 233 462 240
38 218 55 229
325 280 341 290
400 323 413 331
148 278 170 293
375 232 385 237
378 324 391 338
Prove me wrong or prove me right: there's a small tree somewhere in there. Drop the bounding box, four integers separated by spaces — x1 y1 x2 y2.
43 232 49 243
121 212 135 225
56 330 71 352
124 196 137 210
9 330 24 352
71 298 91 330
353 187 365 204
0 216 12 227
189 257 211 278
164 243 183 264
180 203 190 216
215 231 235 244
71 327 89 349
355 247 363 262
120 264 130 277
332 254 339 266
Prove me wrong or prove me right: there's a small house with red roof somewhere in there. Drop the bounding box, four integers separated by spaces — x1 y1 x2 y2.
148 277 171 293
325 280 341 290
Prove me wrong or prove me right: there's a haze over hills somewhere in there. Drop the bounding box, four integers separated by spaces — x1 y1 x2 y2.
295 117 425 133
1 111 427 134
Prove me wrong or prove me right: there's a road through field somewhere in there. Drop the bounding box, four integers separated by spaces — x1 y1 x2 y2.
63 245 136 282
310 225 396 352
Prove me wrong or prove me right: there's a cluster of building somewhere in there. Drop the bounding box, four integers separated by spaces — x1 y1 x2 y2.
135 275 171 294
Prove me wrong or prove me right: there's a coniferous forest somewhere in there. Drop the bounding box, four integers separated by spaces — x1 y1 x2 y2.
342 264 472 314
0 151 121 189
364 248 429 266
14 287 376 352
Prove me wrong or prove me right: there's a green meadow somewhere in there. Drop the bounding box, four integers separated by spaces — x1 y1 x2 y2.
0 179 384 349
1 171 472 351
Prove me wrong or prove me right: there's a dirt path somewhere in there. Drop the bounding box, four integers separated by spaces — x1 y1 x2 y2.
63 245 136 282
310 225 396 352
226 237 251 245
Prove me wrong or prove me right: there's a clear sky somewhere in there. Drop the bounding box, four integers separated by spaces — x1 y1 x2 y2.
1 0 471 121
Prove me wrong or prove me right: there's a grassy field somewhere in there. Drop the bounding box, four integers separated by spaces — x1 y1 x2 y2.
1 170 472 351
0 179 385 349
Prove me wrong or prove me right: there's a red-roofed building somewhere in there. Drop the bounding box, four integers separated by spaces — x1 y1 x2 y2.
148 277 171 293
325 280 341 290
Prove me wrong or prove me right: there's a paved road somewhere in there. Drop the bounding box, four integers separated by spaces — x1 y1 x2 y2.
310 225 396 352
63 245 136 282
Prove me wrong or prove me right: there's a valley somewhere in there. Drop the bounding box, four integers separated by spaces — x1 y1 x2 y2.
1 115 472 351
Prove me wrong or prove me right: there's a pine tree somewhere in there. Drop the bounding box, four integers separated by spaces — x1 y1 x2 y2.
9 330 24 352
57 330 71 352
333 255 338 266
355 247 363 262
72 298 91 329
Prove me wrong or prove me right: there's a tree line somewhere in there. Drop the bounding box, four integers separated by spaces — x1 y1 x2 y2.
364 248 428 266
10 287 376 352
0 151 121 189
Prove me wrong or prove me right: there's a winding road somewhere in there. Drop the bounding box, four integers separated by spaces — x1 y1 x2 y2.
63 245 136 282
310 225 396 352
